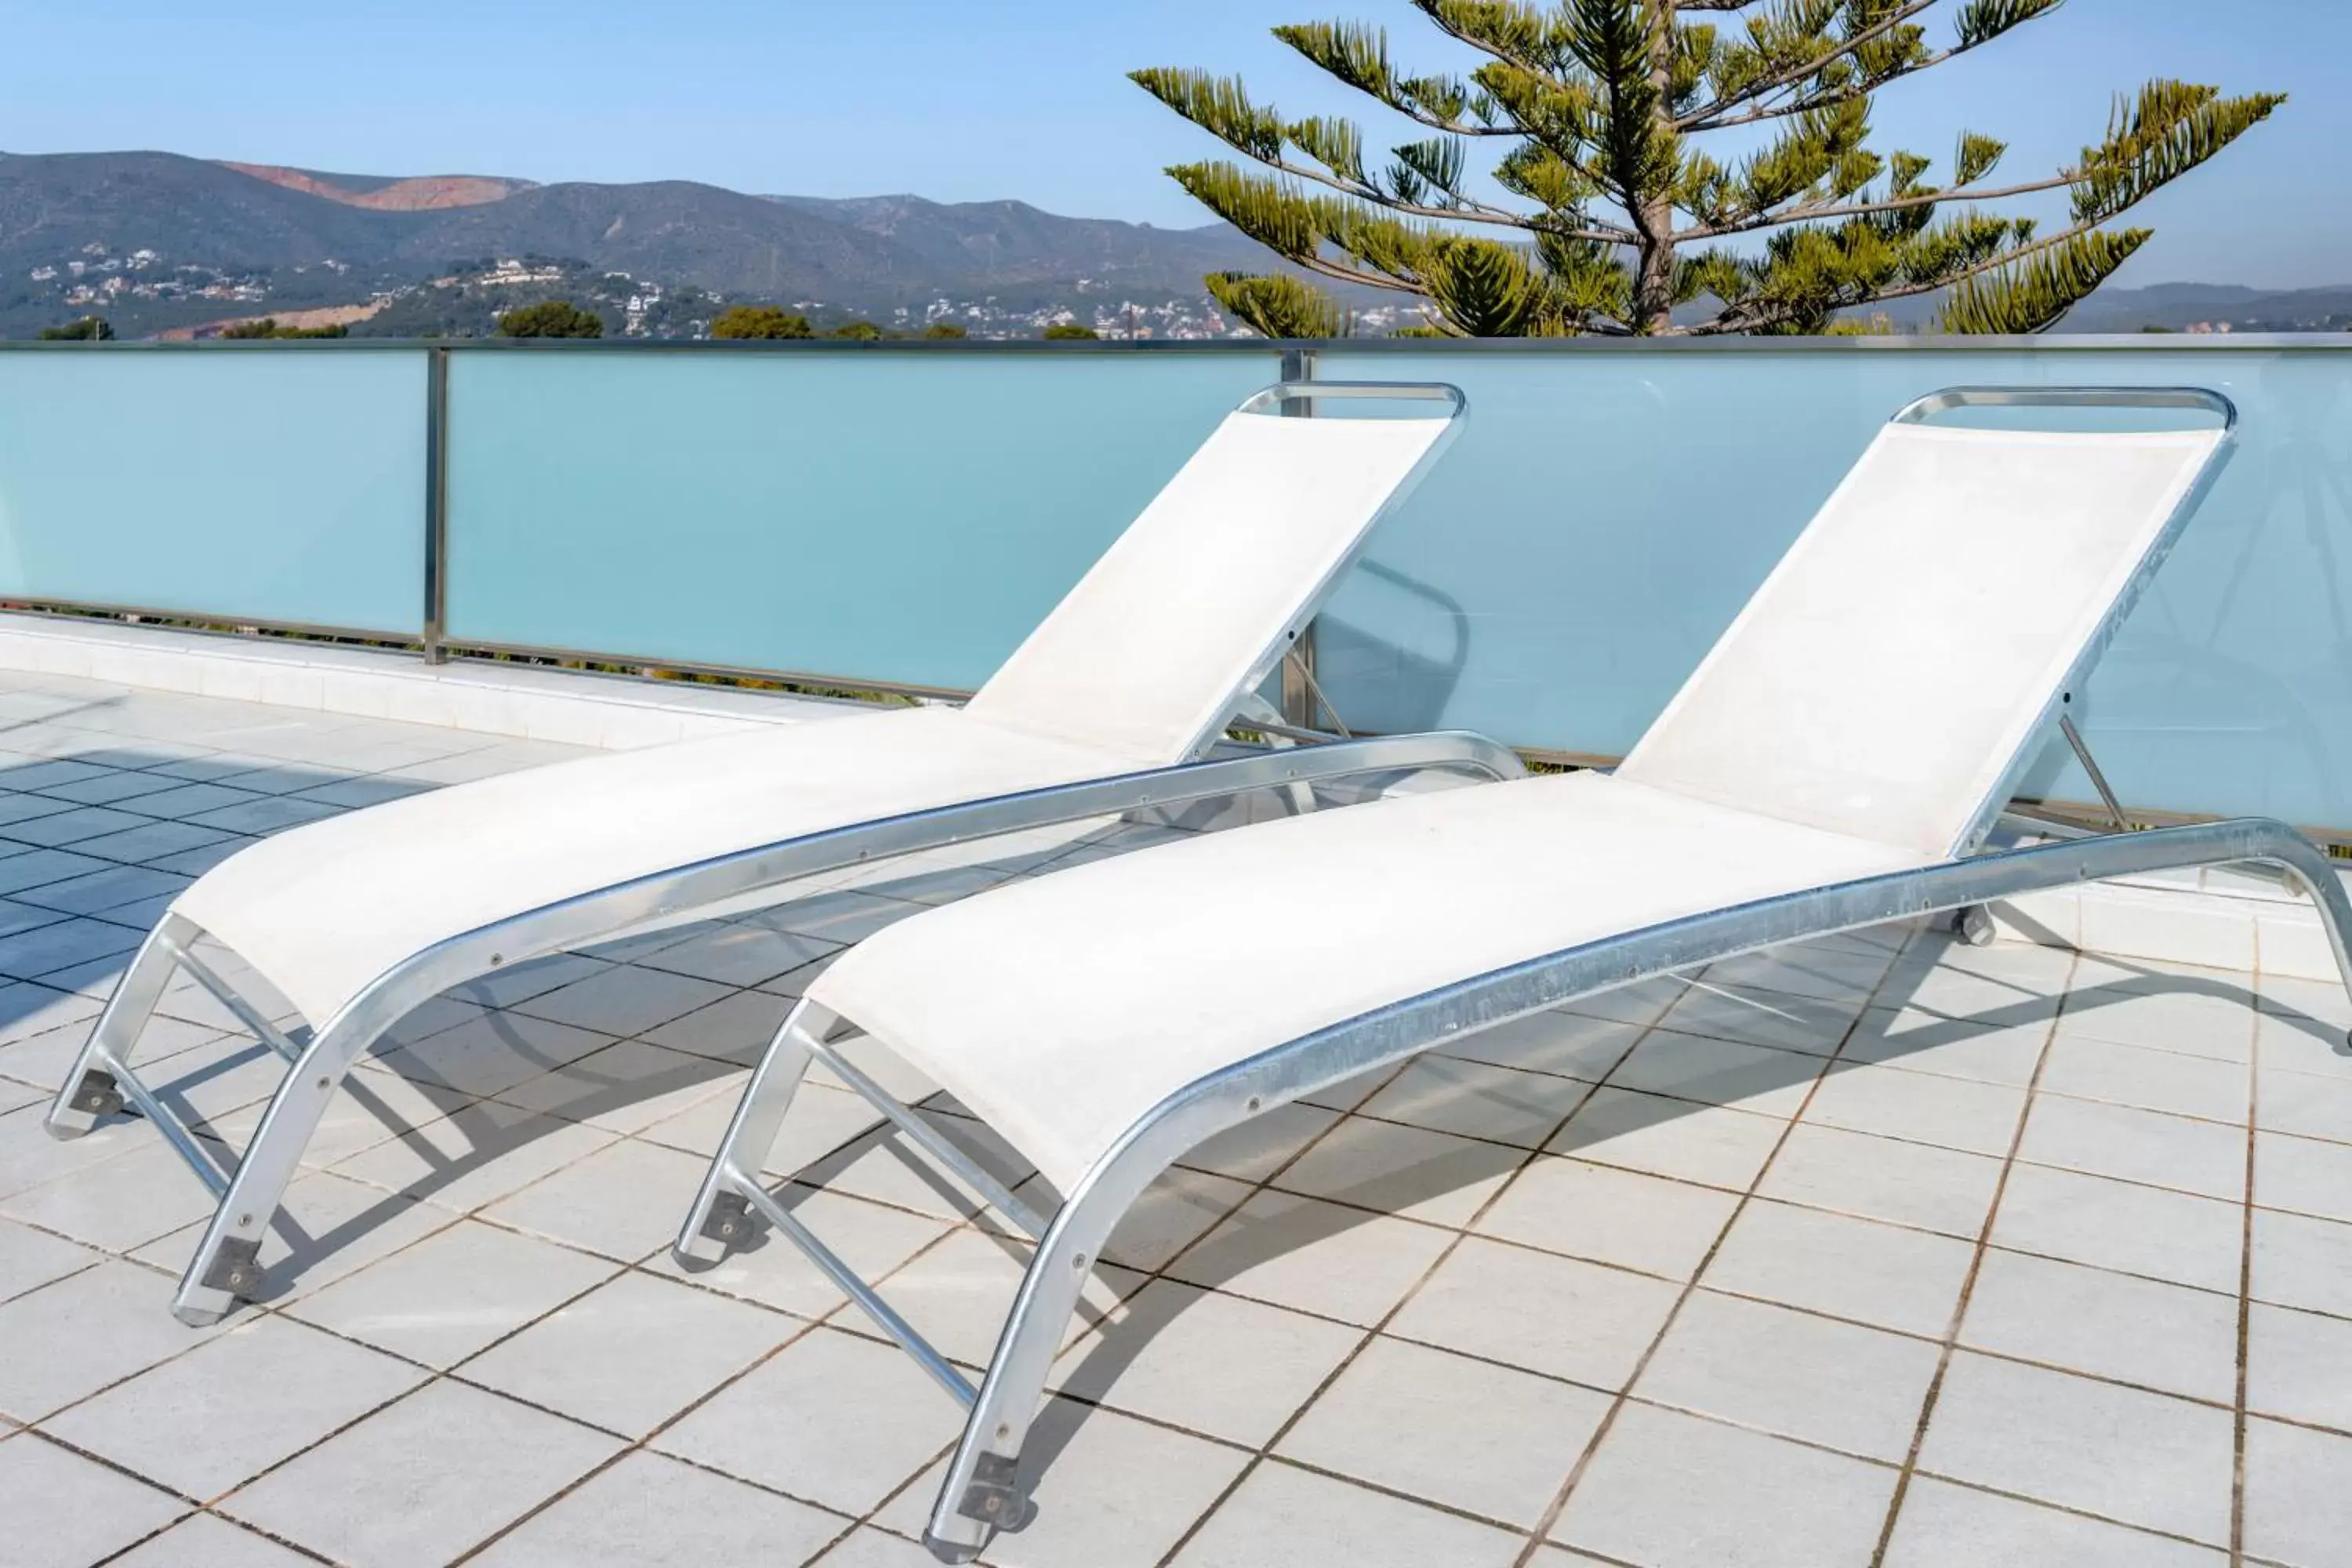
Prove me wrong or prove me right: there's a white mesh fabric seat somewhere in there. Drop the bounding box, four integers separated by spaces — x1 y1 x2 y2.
815 771 1926 1190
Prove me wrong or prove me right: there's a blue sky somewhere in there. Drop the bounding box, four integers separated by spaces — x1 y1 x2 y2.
4 0 2338 287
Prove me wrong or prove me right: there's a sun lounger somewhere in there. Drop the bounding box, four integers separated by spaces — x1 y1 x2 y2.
44 379 1525 1326
672 385 2352 1563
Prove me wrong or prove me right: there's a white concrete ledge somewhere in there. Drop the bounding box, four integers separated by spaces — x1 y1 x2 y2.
0 612 861 750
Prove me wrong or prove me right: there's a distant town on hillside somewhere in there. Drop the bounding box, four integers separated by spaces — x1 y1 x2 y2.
2 150 2347 342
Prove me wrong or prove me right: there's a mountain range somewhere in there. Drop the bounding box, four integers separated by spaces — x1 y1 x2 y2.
0 149 2341 339
0 150 1272 337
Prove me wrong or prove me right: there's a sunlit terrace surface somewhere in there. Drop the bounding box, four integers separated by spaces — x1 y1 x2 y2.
0 665 2346 1568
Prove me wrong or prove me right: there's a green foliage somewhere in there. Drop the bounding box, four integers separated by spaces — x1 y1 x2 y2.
216 318 350 339
922 321 971 339
1041 321 1102 339
38 316 113 340
1135 2 2281 336
709 305 814 339
495 299 604 338
1207 271 1350 338
830 319 887 340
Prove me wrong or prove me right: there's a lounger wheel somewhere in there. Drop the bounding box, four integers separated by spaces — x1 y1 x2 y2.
922 1531 986 1565
1951 905 1998 948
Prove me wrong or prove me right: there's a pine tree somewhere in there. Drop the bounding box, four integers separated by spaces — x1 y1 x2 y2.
1135 2 2281 336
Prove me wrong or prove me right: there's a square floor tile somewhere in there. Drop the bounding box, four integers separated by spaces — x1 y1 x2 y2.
1639 1290 1940 1460
1994 1163 2245 1295
447 952 612 1011
1356 1057 1594 1149
2259 1062 2352 1146
492 1040 741 1135
107 1512 322 1567
1551 1400 1896 1567
1657 984 1864 1055
45 1314 426 1497
2256 1129 2352 1222
1704 1200 1974 1338
0 1214 99 1304
332 1101 622 1213
1704 940 1895 1004
0 1134 228 1252
1387 1236 1679 1388
1271 1115 1521 1228
1550 1087 1788 1190
373 1010 617 1099
1174 1459 1523 1567
2251 1208 2352 1316
459 1270 794 1437
1475 1156 1739 1280
2018 1094 2247 1202
1758 1123 2004 1239
0 1432 187 1568
1053 1278 1361 1446
637 925 841 989
512 965 735 1038
2246 1302 2352 1432
654 1325 960 1514
222 1380 624 1568
0 804 158 850
287 1218 618 1367
16 864 187 918
1432 1007 1640 1082
481 1136 712 1261
2242 1416 2352 1568
1882 1475 2224 1567
2056 985 2257 1062
1606 1029 1824 1117
1959 1249 2238 1403
1167 1189 1454 1327
2041 1035 2249 1124
641 988 798 1068
1916 1352 2233 1544
0 1259 219 1420
1177 1100 1341 1184
471 1450 847 1567
1803 1063 2027 1157
132 1163 459 1310
1278 1336 1609 1526
0 915 143 981
1083 1166 1255 1274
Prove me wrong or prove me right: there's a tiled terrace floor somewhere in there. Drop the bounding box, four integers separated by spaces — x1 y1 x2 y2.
0 669 2347 1567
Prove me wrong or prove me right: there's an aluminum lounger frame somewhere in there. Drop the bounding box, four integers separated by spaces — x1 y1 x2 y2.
42 379 1515 1327
662 386 2352 1563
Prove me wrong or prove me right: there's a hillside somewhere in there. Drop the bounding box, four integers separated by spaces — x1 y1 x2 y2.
0 151 1272 338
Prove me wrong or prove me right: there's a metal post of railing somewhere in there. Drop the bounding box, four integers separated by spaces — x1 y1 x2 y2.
1278 346 1320 728
421 344 451 664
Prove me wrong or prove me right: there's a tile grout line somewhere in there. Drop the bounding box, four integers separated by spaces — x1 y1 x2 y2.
1863 940 2084 1568
1507 927 1945 1567
2230 957 2262 1568
1151 990 1675 1568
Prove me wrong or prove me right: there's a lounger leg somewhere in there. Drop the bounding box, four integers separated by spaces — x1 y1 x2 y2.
673 999 832 1266
45 914 192 1138
169 1012 379 1327
921 1154 1163 1563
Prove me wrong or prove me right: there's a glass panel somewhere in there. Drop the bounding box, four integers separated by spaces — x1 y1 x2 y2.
444 349 1282 692
1316 346 2352 829
0 348 426 634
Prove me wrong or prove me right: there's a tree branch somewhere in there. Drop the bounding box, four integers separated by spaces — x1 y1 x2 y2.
1678 169 2082 241
1679 1 1940 129
1690 216 2114 335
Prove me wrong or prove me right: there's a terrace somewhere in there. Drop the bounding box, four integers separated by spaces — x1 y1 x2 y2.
0 335 2347 1568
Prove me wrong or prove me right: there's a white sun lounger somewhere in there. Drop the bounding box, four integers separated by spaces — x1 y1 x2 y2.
672 386 2352 1562
44 379 1526 1326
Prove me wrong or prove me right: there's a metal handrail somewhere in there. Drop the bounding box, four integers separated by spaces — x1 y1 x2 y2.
1893 383 2239 430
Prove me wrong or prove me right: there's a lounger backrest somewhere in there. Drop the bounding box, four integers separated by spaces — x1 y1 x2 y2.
1617 417 2226 858
966 401 1454 762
